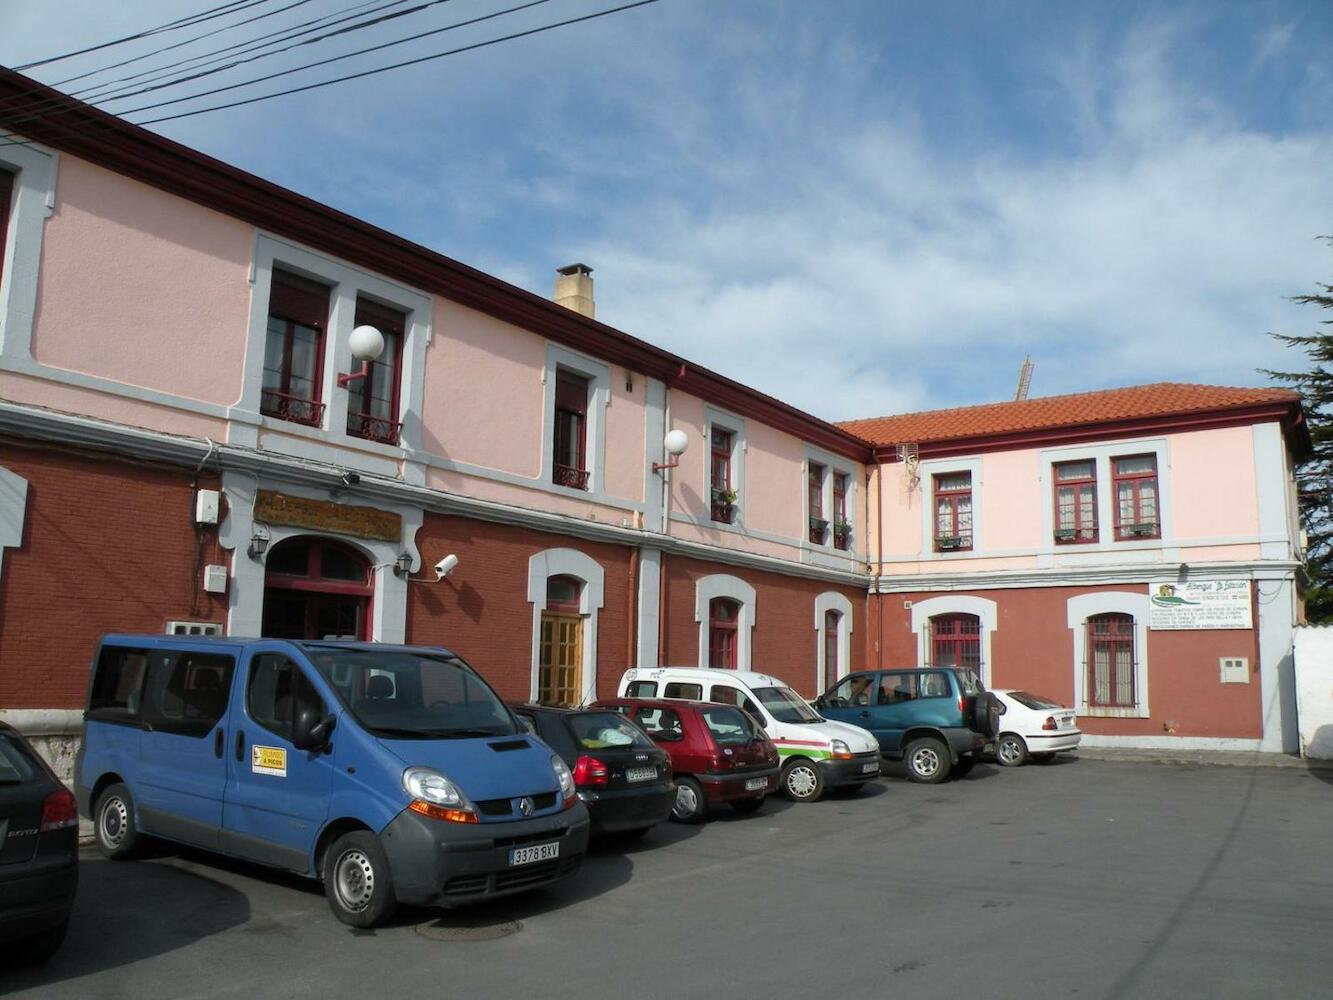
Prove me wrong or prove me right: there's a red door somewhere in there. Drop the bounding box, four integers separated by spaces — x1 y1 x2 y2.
262 537 372 640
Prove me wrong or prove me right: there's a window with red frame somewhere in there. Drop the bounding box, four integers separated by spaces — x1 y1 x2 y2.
1113 455 1159 540
808 461 827 543
824 610 841 680
262 270 331 427
933 472 973 551
345 297 405 445
929 613 981 672
709 597 740 668
832 472 850 550
0 170 13 290
552 369 590 490
1053 460 1098 543
1087 613 1135 707
711 427 735 523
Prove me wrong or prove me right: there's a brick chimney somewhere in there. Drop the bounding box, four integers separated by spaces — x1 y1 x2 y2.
554 263 594 319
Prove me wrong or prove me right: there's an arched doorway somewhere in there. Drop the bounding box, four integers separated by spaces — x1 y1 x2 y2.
537 575 584 705
709 597 740 669
261 536 372 640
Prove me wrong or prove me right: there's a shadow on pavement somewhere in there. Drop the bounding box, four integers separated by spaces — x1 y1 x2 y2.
0 856 250 990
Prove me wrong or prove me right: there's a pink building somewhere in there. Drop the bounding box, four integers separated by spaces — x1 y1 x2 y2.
0 69 1310 762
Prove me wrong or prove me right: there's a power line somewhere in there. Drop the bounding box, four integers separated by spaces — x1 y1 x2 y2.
133 0 662 126
14 0 278 71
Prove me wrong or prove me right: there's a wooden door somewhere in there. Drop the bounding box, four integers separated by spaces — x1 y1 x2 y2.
539 612 583 705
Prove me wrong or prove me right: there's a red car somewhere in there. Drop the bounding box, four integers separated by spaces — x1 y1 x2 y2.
595 698 779 823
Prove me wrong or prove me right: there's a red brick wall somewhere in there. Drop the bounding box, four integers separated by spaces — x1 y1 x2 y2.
871 584 1264 739
0 443 229 709
660 555 867 698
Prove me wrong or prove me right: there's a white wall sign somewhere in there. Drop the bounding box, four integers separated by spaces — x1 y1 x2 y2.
1149 580 1252 630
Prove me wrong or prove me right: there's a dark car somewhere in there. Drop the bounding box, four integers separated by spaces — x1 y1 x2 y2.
0 721 79 965
510 705 674 839
595 698 780 823
814 668 1000 783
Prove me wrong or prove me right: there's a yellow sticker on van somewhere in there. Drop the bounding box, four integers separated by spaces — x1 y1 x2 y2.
252 745 287 777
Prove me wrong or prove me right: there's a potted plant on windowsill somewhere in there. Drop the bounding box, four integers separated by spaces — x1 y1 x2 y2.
1124 522 1158 538
832 519 852 547
1054 527 1077 543
809 515 829 543
711 487 738 523
936 534 964 550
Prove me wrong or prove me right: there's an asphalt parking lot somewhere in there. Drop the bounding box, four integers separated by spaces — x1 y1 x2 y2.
6 755 1333 1000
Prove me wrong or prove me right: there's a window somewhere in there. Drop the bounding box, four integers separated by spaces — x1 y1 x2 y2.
247 655 325 744
1113 455 1159 540
701 706 759 745
262 270 331 427
809 462 827 543
345 297 406 445
709 684 763 719
711 427 736 523
825 674 874 707
824 610 841 681
664 681 703 700
552 369 590 490
0 170 13 291
832 473 850 550
88 646 150 721
624 680 657 698
709 597 740 668
878 672 919 704
1087 613 1136 707
929 614 980 673
933 473 973 551
635 706 684 740
141 652 236 737
1053 460 1098 543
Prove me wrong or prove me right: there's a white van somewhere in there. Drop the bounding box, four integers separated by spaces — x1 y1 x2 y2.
617 667 881 802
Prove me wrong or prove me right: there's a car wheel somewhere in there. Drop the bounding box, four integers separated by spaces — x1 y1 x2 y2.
953 754 976 777
324 831 398 928
974 692 1003 738
13 920 69 965
996 733 1029 767
904 738 950 784
94 782 141 860
731 795 765 815
781 758 825 802
671 777 708 824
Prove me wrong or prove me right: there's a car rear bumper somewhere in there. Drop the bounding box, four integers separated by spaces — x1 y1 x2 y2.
697 767 779 803
379 802 591 908
0 856 78 943
1023 731 1082 753
578 781 676 833
819 752 883 786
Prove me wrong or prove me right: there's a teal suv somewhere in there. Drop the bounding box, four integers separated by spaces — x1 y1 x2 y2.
814 668 999 783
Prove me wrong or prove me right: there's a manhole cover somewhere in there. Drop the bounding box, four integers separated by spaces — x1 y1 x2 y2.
415 913 523 942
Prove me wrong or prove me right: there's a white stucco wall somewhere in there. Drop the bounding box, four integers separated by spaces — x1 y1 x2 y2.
1294 625 1333 759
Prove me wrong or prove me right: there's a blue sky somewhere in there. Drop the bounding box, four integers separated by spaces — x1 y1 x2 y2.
3 0 1331 422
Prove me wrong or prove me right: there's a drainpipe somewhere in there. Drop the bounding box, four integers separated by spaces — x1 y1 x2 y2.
875 455 885 669
627 546 639 671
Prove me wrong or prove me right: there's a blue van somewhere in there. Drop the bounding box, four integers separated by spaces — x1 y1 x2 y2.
75 635 590 926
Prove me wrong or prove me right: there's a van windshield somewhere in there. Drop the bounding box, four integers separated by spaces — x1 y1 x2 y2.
753 686 823 724
306 649 517 739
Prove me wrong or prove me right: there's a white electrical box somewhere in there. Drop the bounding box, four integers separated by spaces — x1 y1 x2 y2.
195 489 220 525
203 564 228 594
1219 657 1249 684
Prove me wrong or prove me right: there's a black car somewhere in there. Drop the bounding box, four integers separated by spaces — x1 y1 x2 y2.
511 705 674 838
0 721 79 965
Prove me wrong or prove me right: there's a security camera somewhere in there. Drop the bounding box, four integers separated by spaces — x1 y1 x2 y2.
341 471 360 486
434 554 459 581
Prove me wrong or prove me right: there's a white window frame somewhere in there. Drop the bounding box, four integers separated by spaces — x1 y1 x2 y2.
910 595 997 688
814 591 854 691
0 139 58 364
1067 591 1151 718
919 457 982 557
694 573 756 670
803 445 857 554
704 406 747 530
527 547 605 705
541 344 610 499
1038 439 1171 556
0 466 28 583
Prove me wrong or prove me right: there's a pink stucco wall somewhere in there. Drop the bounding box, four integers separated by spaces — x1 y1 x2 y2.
1169 425 1258 539
30 156 252 406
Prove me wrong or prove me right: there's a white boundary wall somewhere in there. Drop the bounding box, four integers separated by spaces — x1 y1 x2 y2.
1294 625 1333 759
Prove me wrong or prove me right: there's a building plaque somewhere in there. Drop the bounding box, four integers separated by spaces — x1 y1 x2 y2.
1148 580 1252 631
254 490 401 543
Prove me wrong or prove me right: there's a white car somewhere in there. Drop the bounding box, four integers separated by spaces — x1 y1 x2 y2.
992 689 1081 766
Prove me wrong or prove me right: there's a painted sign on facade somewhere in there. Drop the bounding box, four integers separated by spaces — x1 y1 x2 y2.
254 489 401 542
1148 580 1252 630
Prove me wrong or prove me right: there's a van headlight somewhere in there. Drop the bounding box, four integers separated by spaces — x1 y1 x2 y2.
403 766 477 823
551 754 577 807
830 739 853 760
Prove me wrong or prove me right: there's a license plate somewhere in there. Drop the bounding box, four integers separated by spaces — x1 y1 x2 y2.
509 842 559 867
744 777 767 791
861 762 880 774
626 766 657 783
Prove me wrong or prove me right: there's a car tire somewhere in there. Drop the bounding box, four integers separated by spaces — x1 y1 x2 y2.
904 738 950 784
996 733 1029 767
953 754 976 777
324 830 398 928
13 920 69 965
94 782 142 860
731 795 765 815
781 758 825 802
671 777 708 824
974 692 1002 738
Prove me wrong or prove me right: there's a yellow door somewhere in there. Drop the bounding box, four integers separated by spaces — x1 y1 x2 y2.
538 612 583 705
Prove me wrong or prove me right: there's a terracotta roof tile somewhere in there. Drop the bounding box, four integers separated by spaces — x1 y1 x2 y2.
837 383 1300 447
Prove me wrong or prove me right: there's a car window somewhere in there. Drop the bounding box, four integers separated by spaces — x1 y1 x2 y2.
141 651 235 738
568 713 655 750
248 655 325 744
701 706 758 746
709 685 763 718
624 680 657 697
88 646 151 721
753 686 822 723
878 673 918 704
0 733 36 784
827 675 874 707
956 670 982 696
1007 691 1063 710
635 707 684 740
919 672 952 699
663 682 702 700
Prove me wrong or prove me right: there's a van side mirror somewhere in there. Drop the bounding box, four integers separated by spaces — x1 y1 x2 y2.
293 706 335 752
813 695 826 709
